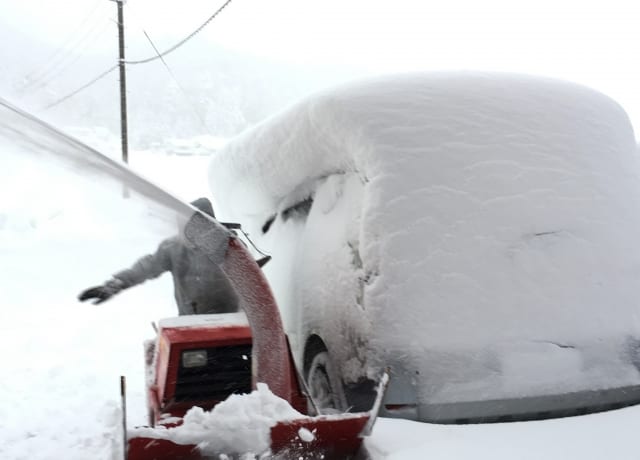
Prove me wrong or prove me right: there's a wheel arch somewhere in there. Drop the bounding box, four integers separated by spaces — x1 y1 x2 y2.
303 334 329 377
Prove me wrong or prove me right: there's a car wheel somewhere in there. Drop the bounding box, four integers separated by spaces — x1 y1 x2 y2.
306 349 345 414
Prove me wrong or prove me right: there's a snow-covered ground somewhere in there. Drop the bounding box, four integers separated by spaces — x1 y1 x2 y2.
3 70 640 460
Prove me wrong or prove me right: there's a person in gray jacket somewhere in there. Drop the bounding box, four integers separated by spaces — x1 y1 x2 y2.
78 197 240 315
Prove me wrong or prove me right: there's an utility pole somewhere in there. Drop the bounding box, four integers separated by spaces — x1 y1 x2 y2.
114 0 129 164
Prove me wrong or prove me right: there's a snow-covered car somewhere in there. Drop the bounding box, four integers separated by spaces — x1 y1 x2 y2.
208 72 640 423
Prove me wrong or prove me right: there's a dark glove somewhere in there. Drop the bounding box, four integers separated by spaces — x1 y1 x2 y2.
78 279 125 304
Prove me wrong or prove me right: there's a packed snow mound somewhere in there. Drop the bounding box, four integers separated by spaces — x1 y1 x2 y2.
209 72 640 405
130 383 304 456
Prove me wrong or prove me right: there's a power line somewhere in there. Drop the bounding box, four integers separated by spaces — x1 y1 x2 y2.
40 0 233 111
43 65 118 110
21 0 105 83
140 29 208 129
20 3 109 91
124 0 232 65
27 20 113 93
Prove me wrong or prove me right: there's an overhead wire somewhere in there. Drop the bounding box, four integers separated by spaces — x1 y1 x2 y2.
138 29 209 130
28 20 113 93
20 0 109 90
41 0 233 110
20 0 104 82
123 0 232 65
126 0 210 130
43 65 118 110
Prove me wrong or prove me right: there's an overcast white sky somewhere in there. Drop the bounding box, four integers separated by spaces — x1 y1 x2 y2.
1 0 639 134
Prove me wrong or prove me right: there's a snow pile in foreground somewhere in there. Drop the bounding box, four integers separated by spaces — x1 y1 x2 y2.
130 383 304 456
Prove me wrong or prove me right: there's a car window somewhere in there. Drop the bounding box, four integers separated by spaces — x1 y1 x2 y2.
281 196 313 222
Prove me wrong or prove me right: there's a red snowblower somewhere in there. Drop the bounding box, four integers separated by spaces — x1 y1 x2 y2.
124 224 386 460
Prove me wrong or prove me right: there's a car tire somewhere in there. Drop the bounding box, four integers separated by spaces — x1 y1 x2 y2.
305 348 346 414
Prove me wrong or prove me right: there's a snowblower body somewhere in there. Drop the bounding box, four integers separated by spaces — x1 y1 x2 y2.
125 224 374 460
144 313 271 425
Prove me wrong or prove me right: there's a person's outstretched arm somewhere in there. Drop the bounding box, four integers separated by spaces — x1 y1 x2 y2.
78 238 174 304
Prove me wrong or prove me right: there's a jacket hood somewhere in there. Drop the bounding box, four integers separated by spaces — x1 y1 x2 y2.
190 197 215 218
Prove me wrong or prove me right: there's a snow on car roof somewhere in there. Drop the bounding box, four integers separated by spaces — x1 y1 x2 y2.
209 71 636 223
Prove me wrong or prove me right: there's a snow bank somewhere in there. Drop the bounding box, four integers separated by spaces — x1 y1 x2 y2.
209 72 640 406
130 383 304 456
367 403 640 460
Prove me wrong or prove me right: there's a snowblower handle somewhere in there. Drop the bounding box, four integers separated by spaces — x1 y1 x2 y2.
120 376 127 460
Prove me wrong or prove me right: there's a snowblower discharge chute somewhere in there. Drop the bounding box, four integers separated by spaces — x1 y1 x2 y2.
125 231 380 460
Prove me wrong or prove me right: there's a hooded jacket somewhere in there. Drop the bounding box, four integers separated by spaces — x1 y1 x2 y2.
112 197 239 315
113 235 239 315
